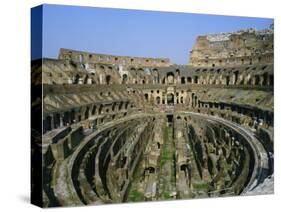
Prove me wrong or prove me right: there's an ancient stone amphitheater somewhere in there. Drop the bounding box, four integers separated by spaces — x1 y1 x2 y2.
31 26 274 207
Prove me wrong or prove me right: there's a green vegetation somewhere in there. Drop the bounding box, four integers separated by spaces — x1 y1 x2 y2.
193 182 209 190
158 125 176 200
126 156 144 202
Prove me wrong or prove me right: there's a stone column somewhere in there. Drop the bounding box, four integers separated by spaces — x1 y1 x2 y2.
50 114 54 130
60 114 64 127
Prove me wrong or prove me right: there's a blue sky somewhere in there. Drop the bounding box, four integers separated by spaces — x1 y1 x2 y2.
32 4 273 64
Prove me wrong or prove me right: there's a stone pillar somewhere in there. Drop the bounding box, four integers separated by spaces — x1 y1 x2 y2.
60 114 64 127
87 78 92 84
50 114 54 130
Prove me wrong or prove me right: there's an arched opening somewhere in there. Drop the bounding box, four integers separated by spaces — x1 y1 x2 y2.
153 69 159 83
226 76 230 86
44 116 52 132
84 107 89 120
105 75 111 85
54 114 60 128
84 75 89 84
181 77 186 84
63 111 70 126
122 74 128 84
112 103 116 111
157 142 160 149
176 69 180 76
187 77 192 83
180 96 184 104
118 102 123 110
166 114 173 124
144 93 149 101
145 167 155 174
248 78 252 85
156 96 161 105
70 110 75 123
74 74 79 84
167 93 174 105
98 105 103 115
194 76 198 84
92 106 96 115
167 72 175 84
255 75 260 85
162 77 166 84
234 71 239 85
180 164 189 172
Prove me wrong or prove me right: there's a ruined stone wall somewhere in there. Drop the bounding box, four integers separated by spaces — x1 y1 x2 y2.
59 48 170 68
189 26 273 67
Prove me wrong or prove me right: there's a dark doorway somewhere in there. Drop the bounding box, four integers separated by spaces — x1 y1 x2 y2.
167 114 173 123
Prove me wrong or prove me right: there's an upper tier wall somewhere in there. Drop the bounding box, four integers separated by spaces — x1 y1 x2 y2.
189 27 273 67
59 48 170 68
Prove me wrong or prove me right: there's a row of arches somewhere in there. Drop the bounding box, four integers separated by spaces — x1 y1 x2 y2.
197 101 273 127
43 101 131 133
144 92 198 107
160 72 273 86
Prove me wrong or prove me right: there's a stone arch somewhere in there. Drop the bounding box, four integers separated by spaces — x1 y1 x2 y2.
176 69 180 76
63 111 70 126
44 116 52 132
91 105 96 115
122 74 128 84
233 71 239 85
105 75 111 85
226 76 230 86
153 68 159 83
112 103 116 111
70 109 75 123
254 75 260 85
98 105 103 115
144 93 149 101
167 72 175 84
167 93 174 105
181 77 186 84
156 96 161 105
84 107 89 120
194 76 198 84
180 96 184 104
74 74 79 84
84 75 89 84
162 77 166 84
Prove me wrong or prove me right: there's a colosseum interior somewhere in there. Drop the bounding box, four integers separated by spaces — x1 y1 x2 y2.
31 25 274 207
